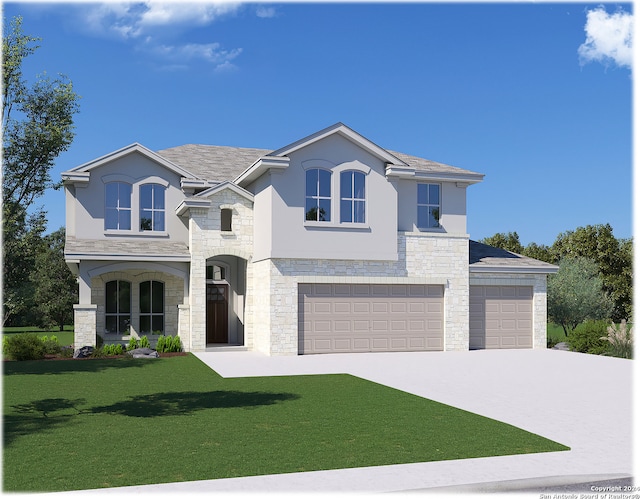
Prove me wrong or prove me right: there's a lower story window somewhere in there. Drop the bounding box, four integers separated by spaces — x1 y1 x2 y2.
105 280 131 334
140 280 164 334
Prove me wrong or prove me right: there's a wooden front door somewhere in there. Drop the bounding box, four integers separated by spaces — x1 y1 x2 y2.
206 284 228 343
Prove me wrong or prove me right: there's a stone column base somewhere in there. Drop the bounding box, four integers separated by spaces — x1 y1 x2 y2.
73 304 97 349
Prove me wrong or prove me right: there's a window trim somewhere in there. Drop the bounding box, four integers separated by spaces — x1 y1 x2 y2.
104 181 132 231
304 168 332 222
139 183 166 232
139 280 165 335
105 280 131 334
339 170 366 224
417 182 442 230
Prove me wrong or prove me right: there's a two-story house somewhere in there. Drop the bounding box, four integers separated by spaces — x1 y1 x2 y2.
62 123 557 355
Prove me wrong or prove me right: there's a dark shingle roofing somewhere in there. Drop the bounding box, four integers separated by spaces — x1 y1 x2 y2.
156 144 482 182
469 241 558 273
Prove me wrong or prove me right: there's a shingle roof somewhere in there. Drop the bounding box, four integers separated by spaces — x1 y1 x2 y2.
469 241 558 273
157 145 270 182
65 237 190 260
388 150 482 177
156 144 482 182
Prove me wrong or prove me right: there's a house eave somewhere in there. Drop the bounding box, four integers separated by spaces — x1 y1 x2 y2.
175 198 212 217
234 156 291 186
469 265 559 275
65 253 191 263
386 165 484 184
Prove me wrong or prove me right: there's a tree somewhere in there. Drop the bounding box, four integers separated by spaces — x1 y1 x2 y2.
2 16 80 325
551 224 632 321
480 232 524 254
548 257 614 336
30 228 78 330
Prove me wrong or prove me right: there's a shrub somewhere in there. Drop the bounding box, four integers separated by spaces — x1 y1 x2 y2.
170 335 182 352
96 334 104 348
90 347 106 358
101 344 124 356
601 320 634 359
156 335 166 352
4 334 46 361
139 335 150 349
567 320 609 355
127 337 139 351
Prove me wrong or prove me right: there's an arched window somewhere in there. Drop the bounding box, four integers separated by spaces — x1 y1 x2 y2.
305 169 332 221
105 280 131 334
340 171 366 223
105 182 132 230
140 184 165 231
139 280 164 334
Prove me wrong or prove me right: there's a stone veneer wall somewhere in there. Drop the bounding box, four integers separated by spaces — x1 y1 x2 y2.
73 304 97 349
250 232 470 355
469 272 549 349
188 189 254 352
90 270 184 338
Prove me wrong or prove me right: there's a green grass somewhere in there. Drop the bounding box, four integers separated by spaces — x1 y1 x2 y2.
3 354 569 492
547 323 567 343
2 326 74 347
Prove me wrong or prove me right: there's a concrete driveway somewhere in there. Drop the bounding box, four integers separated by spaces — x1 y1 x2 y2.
54 349 634 494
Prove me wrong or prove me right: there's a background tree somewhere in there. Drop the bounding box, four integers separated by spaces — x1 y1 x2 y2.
551 224 631 321
2 16 80 325
30 228 78 330
480 231 524 254
548 257 614 336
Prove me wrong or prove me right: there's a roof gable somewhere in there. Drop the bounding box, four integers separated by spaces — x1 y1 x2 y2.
268 122 408 167
63 143 197 181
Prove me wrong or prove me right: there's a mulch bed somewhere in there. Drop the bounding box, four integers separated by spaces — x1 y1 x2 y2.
5 352 190 362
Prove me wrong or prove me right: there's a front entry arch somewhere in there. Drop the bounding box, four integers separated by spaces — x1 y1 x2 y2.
206 283 229 343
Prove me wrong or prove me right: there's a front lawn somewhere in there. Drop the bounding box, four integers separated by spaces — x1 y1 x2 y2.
3 354 569 492
2 326 74 347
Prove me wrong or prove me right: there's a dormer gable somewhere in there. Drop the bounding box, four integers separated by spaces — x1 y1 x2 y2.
175 181 253 217
234 122 409 187
62 143 197 186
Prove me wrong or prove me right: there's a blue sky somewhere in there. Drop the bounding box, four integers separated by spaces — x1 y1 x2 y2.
4 1 633 246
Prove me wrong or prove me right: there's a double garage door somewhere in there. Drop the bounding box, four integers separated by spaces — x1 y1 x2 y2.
298 283 444 354
469 285 533 349
299 283 534 354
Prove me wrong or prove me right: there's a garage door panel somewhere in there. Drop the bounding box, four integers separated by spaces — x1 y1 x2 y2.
470 285 533 350
299 283 443 354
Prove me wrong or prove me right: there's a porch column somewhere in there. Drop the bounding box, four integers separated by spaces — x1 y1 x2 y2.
73 304 97 349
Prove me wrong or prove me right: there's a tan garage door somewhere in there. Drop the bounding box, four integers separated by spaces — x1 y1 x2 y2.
298 283 443 354
470 285 533 349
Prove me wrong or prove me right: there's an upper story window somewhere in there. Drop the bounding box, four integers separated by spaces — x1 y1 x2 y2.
340 171 366 223
140 184 165 231
305 169 331 222
105 182 132 230
105 280 131 334
417 183 441 229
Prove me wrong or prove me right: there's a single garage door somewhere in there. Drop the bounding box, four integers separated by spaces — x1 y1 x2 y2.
470 285 533 349
298 283 444 354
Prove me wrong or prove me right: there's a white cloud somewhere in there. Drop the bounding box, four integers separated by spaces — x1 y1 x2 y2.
150 41 243 69
578 6 633 69
79 2 247 71
256 6 277 19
